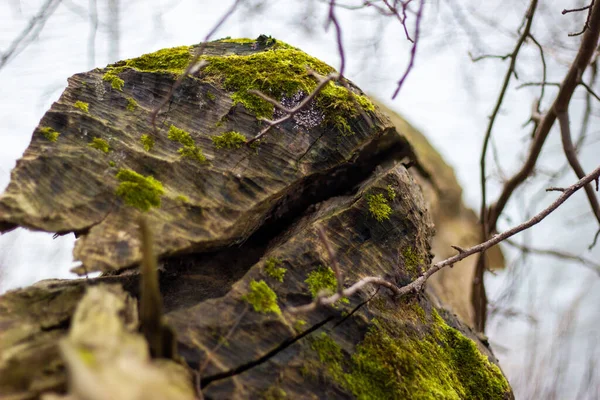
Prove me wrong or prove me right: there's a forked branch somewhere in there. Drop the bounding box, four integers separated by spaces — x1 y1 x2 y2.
291 165 600 313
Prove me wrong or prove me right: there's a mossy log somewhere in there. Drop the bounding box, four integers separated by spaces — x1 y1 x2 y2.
0 36 512 399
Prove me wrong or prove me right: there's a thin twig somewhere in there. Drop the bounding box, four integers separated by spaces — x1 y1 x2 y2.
504 239 600 275
246 71 339 144
391 0 425 99
381 0 414 42
516 82 561 89
558 110 600 225
578 81 600 102
0 0 62 71
528 34 547 109
488 0 600 232
469 53 511 62
291 165 600 313
327 0 346 77
480 0 538 238
590 228 600 249
563 4 592 14
567 0 595 37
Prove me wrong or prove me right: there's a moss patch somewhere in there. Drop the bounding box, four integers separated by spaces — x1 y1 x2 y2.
88 137 110 153
308 314 510 400
402 247 423 276
386 184 396 200
126 97 138 111
39 126 60 142
74 101 89 113
175 194 190 204
366 193 391 222
243 280 281 315
305 266 348 304
140 134 154 152
168 125 206 163
220 37 257 44
115 168 164 212
293 319 307 332
264 257 286 282
200 40 374 134
261 386 288 400
101 46 192 92
102 71 124 91
212 131 247 149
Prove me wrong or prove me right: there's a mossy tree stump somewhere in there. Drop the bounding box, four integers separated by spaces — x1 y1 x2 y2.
0 36 512 399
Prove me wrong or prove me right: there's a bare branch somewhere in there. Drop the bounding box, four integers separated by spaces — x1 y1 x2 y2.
558 111 600 225
488 0 600 232
590 228 600 249
504 239 600 275
566 0 595 37
0 0 62 71
381 0 414 42
528 34 547 109
563 5 592 15
469 53 511 63
391 0 425 99
578 81 600 102
516 82 561 89
246 71 339 144
291 165 600 313
326 0 346 76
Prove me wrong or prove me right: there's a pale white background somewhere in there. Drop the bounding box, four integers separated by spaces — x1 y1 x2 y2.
1 1 599 398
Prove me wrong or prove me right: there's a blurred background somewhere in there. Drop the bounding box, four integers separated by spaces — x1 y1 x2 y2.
0 0 599 398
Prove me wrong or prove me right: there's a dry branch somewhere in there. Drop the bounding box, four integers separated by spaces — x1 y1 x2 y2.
291 165 600 313
246 71 339 144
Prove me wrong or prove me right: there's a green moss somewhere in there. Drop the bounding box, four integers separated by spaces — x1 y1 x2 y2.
115 168 164 212
168 125 194 147
175 194 190 204
212 131 247 149
310 332 344 369
308 315 510 400
293 319 307 332
39 126 60 142
264 257 286 282
200 42 373 134
261 386 288 400
88 137 110 153
127 97 138 111
243 280 281 315
305 266 348 304
366 193 392 222
102 71 124 91
74 101 89 113
101 46 192 93
402 247 423 276
168 125 206 163
386 184 396 200
140 134 154 152
122 46 192 73
220 38 257 44
109 161 116 167
206 91 216 101
178 145 206 163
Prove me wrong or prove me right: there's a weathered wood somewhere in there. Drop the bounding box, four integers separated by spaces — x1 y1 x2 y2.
0 37 513 400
